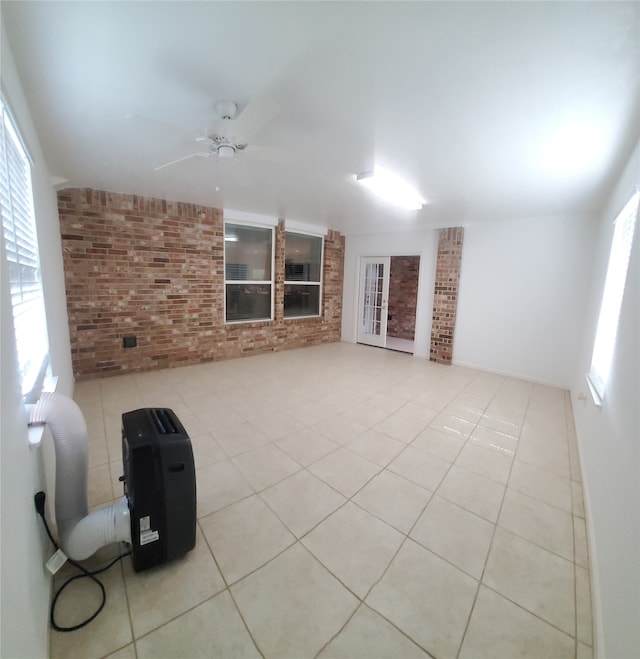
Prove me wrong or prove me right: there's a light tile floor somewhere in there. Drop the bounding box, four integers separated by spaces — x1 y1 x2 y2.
50 342 593 659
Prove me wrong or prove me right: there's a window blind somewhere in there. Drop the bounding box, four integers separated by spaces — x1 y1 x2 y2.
0 96 49 400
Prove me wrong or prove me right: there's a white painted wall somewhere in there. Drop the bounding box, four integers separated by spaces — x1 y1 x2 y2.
1 25 73 659
570 139 639 659
341 230 438 358
454 214 596 387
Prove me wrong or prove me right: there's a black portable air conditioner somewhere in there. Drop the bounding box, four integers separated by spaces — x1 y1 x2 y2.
121 408 197 572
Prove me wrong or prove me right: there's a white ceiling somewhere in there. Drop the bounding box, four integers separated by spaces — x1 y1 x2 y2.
3 1 639 235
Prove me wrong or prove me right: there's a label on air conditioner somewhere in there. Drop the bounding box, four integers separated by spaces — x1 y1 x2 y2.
139 515 159 545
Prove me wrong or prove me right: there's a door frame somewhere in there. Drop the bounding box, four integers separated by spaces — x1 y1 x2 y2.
353 253 425 354
348 244 434 359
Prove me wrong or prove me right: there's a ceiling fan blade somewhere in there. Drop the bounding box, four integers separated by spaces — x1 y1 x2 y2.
154 152 209 171
231 97 280 141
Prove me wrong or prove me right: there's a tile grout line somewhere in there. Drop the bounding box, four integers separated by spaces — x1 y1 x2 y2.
453 378 531 659
343 373 496 658
66 347 587 659
198 517 267 659
207 365 472 655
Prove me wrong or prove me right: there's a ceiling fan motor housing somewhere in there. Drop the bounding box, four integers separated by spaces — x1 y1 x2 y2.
215 100 238 120
156 97 275 169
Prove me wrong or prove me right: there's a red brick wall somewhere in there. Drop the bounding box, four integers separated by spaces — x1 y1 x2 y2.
58 188 345 379
430 227 464 364
387 256 419 340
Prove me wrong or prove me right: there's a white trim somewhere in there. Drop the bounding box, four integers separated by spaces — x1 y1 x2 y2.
26 375 58 447
285 219 328 236
223 222 275 323
283 231 324 319
355 256 391 348
587 190 638 401
1 93 50 399
223 209 278 226
349 252 426 354
585 372 603 408
451 359 570 389
0 87 34 165
569 389 604 658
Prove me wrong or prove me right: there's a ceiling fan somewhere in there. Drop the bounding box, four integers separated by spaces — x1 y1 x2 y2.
154 97 280 176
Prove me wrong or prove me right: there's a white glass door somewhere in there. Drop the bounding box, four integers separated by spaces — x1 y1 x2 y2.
357 257 390 348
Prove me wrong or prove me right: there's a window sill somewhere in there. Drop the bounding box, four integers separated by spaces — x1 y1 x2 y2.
27 375 59 448
584 373 603 408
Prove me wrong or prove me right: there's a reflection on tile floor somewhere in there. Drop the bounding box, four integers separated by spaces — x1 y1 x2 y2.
51 342 593 659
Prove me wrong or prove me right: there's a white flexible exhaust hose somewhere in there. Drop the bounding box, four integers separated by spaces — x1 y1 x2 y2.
64 496 131 560
31 392 131 560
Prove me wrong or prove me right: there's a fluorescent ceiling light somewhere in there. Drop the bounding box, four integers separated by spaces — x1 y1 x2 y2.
356 168 425 210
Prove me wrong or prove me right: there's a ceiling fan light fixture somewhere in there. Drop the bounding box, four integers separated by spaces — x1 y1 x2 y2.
217 144 235 159
356 168 425 210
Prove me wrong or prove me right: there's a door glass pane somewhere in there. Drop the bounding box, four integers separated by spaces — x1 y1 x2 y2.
361 262 385 337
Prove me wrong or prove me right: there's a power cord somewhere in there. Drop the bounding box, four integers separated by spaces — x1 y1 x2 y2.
34 491 131 632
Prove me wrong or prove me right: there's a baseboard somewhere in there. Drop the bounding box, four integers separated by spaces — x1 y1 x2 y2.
569 388 604 658
451 359 570 390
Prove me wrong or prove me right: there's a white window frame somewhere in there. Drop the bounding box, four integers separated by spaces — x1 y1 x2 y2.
0 93 50 403
223 220 275 324
586 189 639 406
283 230 324 319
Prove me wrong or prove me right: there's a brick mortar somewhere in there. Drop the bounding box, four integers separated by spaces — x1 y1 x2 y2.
58 188 345 379
430 227 464 364
388 256 419 340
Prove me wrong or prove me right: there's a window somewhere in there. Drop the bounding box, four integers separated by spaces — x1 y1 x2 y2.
587 190 639 405
284 232 323 318
0 95 49 402
224 222 274 322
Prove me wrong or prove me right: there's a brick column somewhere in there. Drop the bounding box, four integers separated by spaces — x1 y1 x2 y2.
430 227 464 364
274 219 286 322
